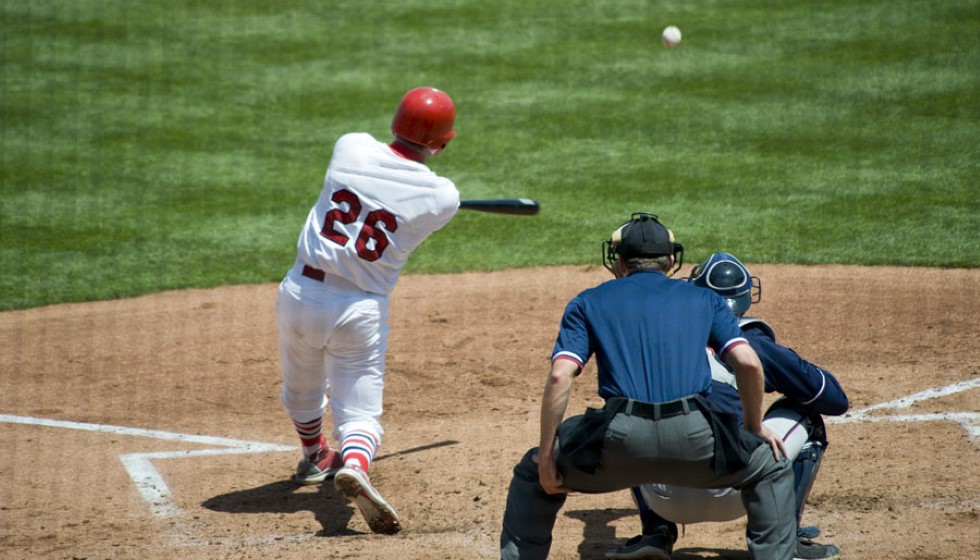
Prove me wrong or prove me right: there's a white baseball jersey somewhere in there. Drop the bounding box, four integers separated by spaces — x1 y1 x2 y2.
295 132 460 296
278 131 459 457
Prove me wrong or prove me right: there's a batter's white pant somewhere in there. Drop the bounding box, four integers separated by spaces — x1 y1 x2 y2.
276 265 388 444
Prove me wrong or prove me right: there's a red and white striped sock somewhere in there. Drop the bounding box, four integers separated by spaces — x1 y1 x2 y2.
293 418 325 459
341 430 379 471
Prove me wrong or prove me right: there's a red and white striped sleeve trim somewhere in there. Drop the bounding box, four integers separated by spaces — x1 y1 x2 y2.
718 337 749 358
552 351 584 368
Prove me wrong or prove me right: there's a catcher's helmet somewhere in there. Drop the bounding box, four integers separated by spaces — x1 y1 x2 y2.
602 213 684 277
391 87 456 155
688 252 761 316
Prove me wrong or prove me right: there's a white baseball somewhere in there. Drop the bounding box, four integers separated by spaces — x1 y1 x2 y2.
662 25 682 48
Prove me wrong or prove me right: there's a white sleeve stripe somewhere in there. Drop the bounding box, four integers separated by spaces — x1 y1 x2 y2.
552 351 584 366
719 337 749 356
800 369 828 405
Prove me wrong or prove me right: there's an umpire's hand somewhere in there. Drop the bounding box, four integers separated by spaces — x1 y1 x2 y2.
753 424 788 461
534 452 570 494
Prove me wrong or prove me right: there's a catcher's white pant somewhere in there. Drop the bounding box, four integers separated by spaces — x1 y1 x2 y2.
277 265 388 444
639 405 810 524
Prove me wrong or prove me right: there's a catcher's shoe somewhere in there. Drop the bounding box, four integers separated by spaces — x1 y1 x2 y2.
605 530 674 559
793 537 841 560
334 465 401 535
292 447 343 485
798 525 821 539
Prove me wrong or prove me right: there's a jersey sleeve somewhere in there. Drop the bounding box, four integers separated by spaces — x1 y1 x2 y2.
429 177 460 231
744 327 849 416
551 295 591 369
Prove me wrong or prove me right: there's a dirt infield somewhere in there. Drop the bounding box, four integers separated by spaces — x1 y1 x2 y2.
1 264 978 560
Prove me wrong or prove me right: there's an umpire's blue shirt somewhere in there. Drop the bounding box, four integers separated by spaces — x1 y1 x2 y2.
552 270 747 403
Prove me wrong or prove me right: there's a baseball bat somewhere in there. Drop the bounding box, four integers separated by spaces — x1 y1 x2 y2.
459 198 540 216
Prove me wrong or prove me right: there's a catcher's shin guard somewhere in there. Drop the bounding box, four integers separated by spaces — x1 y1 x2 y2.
793 413 828 527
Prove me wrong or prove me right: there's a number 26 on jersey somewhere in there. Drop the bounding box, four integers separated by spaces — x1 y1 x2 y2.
320 189 397 262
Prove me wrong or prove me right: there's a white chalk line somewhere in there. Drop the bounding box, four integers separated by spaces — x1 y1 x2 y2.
826 377 980 444
0 414 296 518
2 376 977 543
170 531 315 549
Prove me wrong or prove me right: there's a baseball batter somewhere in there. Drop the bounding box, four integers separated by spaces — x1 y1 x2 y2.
500 214 798 560
608 252 849 560
276 87 459 534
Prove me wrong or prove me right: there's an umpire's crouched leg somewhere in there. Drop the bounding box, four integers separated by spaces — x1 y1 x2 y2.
500 448 568 560
736 443 798 559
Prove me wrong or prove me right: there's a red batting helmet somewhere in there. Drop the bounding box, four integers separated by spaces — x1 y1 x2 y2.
391 87 456 155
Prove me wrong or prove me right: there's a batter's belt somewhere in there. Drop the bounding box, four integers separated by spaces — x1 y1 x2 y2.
301 265 327 281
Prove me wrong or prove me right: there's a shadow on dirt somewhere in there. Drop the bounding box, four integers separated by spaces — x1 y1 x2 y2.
200 441 460 537
202 480 357 536
566 508 749 560
374 439 460 462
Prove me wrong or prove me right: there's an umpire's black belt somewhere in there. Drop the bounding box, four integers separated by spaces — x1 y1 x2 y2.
561 395 699 475
618 396 695 420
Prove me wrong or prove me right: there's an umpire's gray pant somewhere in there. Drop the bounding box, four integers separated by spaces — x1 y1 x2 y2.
499 410 797 560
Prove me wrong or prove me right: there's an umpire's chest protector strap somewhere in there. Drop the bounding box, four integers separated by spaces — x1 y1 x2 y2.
692 395 764 476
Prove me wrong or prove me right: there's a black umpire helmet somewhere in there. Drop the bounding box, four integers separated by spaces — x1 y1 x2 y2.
603 213 684 276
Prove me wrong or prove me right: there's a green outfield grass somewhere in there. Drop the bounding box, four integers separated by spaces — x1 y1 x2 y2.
1 0 977 310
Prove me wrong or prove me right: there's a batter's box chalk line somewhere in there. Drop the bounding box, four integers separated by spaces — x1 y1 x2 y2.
2 377 977 518
0 414 295 518
826 377 980 444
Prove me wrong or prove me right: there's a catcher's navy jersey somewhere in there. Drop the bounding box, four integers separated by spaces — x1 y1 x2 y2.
706 320 849 420
743 322 849 416
552 270 747 403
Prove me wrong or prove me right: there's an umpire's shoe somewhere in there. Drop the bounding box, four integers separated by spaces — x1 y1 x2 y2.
334 465 401 534
605 530 674 559
793 537 841 560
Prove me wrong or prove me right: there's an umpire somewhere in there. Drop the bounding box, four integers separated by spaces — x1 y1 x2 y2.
499 213 797 560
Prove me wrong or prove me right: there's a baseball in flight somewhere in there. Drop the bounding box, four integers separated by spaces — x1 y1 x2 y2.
662 25 682 48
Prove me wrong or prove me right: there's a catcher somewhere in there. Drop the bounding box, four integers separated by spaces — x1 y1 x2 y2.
606 252 849 560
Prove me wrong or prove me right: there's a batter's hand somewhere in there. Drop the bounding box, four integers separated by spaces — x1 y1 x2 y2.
533 452 570 495
753 424 788 462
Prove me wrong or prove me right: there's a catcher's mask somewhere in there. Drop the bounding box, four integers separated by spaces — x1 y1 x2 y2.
602 212 684 277
688 252 761 316
391 86 456 155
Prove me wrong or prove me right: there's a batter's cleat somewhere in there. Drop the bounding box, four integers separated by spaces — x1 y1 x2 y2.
292 447 343 485
334 465 401 535
793 537 841 560
605 531 674 560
